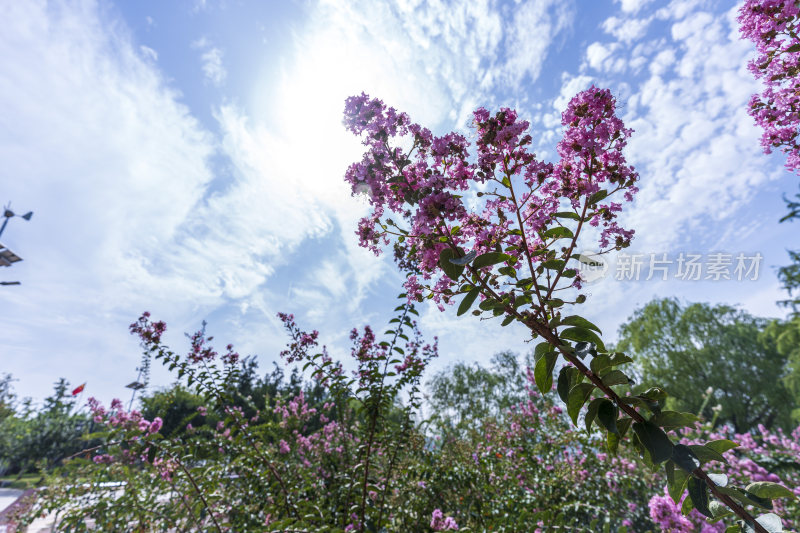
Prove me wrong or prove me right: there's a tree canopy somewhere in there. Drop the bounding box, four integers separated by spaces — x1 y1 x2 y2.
617 298 797 432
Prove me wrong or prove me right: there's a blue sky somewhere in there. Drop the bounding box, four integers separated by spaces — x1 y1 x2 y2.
1 0 797 404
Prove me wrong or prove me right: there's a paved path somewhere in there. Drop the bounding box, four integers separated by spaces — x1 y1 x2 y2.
0 488 58 532
0 490 22 515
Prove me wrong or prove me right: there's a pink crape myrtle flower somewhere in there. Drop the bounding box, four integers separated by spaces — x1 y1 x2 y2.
739 0 800 172
342 87 638 310
430 508 459 531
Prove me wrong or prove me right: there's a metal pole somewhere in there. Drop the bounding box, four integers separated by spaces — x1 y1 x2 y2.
127 367 144 411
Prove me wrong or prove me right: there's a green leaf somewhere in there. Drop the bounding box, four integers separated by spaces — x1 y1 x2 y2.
534 351 558 395
596 399 618 434
590 354 613 374
745 513 783 533
688 477 712 518
652 411 701 430
665 460 690 504
457 289 479 316
671 444 700 473
567 383 595 425
478 298 498 311
588 189 608 204
585 397 604 433
632 420 673 464
542 258 566 271
542 226 574 240
600 369 629 387
681 486 695 515
534 341 554 360
745 482 797 500
498 265 517 277
688 444 728 465
560 327 607 352
617 417 633 438
709 500 733 521
786 43 800 53
473 252 514 269
715 486 773 511
639 387 668 403
439 248 465 281
501 315 515 326
554 211 581 221
557 366 581 404
705 439 739 455
560 315 602 334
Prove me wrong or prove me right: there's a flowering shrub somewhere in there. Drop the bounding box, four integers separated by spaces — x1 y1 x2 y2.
738 0 800 174
19 298 449 532
342 89 797 531
412 364 656 532
648 422 800 532
15 308 799 532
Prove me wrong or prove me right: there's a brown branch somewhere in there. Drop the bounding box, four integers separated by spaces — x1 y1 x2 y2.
462 265 768 533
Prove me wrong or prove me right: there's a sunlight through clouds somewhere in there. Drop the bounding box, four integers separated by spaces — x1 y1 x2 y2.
2 0 795 403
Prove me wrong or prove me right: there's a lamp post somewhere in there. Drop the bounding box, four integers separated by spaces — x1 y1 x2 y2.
0 203 33 285
0 205 33 240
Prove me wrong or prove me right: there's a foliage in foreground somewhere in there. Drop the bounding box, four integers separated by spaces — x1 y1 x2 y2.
16 302 641 532
12 303 800 532
0 377 95 477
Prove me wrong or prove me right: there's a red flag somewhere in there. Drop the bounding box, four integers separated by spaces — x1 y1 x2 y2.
71 383 86 396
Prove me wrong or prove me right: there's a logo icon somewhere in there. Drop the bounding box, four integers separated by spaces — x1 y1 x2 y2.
575 251 608 284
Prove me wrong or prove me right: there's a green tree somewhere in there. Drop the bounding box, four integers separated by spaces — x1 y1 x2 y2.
778 249 800 314
776 187 800 314
617 298 796 432
762 315 800 423
0 378 94 475
426 351 529 437
140 385 207 438
0 374 16 422
137 358 324 439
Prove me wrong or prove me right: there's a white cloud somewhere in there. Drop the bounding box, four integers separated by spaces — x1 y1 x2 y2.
140 44 157 61
585 41 624 72
502 0 574 87
602 15 651 43
192 37 226 86
615 0 654 15
572 4 768 253
0 0 219 399
550 2 789 325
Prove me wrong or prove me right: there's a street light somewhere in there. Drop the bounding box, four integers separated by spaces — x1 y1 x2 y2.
0 203 33 286
0 205 33 240
126 377 147 410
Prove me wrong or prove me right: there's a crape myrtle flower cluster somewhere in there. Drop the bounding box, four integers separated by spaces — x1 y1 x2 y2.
278 310 438 390
343 89 799 531
343 86 638 311
430 508 459 531
648 423 800 532
739 0 800 173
